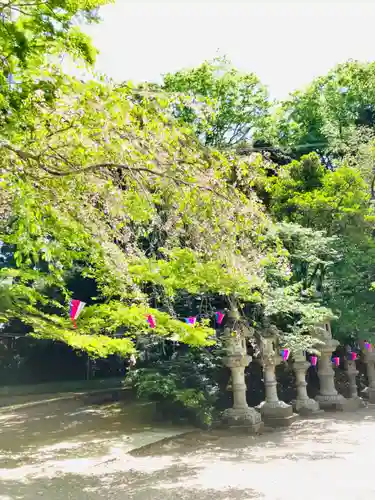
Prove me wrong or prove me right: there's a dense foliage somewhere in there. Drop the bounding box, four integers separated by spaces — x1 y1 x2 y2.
0 0 112 133
160 58 375 344
162 57 271 148
1 75 330 357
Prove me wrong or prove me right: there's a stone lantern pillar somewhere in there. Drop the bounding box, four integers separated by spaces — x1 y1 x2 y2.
361 342 375 403
314 322 348 410
292 350 322 415
221 309 263 433
344 355 365 409
257 332 297 426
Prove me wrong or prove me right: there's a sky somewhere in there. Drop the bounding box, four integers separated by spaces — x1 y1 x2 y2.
84 1 375 100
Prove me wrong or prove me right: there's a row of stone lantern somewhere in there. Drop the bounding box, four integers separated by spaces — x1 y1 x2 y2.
221 312 368 432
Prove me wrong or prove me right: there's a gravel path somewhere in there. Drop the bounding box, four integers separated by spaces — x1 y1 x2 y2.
0 399 374 499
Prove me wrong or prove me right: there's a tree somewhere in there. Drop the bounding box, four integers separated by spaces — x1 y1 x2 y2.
0 0 112 136
162 57 271 149
270 60 375 161
263 152 375 342
0 0 110 70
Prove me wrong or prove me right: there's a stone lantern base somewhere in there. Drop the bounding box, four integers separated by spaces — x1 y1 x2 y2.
292 398 323 416
362 387 375 404
344 396 366 411
315 393 349 411
256 401 298 427
221 407 264 434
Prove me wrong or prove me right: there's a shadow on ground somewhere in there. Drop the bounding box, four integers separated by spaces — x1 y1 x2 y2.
0 398 169 456
1 402 375 499
0 464 260 500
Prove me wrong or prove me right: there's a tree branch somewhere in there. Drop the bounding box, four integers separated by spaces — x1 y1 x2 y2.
1 142 230 200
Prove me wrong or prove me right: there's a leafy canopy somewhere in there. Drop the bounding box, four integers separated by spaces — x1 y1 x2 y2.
263 151 375 342
162 57 271 148
0 0 111 71
0 71 333 356
268 60 375 159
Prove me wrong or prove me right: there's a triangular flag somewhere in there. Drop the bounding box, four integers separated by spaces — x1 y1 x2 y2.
332 356 340 367
281 348 290 361
185 316 197 326
69 300 86 328
215 311 225 325
146 314 156 328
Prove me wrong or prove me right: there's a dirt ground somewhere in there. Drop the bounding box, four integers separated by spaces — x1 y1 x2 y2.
0 399 374 499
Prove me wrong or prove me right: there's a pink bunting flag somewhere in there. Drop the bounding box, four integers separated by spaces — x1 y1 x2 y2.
69 299 86 329
310 355 318 366
215 311 225 325
332 356 340 367
281 349 290 361
146 314 156 329
185 317 197 326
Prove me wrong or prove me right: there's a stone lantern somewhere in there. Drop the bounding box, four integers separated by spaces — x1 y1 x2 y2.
257 329 297 426
360 340 375 403
343 346 365 410
314 321 348 410
221 308 263 433
292 350 322 415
